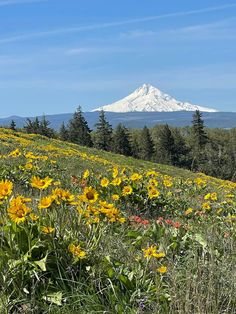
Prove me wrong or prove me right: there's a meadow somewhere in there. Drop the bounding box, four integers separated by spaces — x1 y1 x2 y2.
0 128 235 313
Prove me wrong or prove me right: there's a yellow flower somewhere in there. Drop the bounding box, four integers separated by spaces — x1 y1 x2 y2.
112 194 120 201
8 148 21 157
112 167 119 178
130 173 142 181
185 208 193 215
142 245 158 259
204 193 211 200
30 213 39 221
154 252 166 259
31 176 53 190
163 176 173 187
7 196 31 224
38 196 53 209
194 178 206 187
0 180 13 200
210 192 218 201
148 187 160 199
42 226 55 234
111 177 122 186
202 202 211 210
122 185 133 196
83 169 90 179
149 178 158 187
68 244 86 259
101 177 109 187
157 266 167 274
82 187 98 203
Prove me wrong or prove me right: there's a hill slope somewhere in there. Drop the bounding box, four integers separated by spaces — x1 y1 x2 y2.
0 129 235 313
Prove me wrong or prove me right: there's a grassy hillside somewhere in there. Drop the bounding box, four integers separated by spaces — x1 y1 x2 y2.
0 128 235 313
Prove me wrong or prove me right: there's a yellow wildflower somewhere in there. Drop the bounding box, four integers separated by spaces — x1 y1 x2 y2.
83 169 90 179
0 180 13 200
122 185 133 196
31 176 53 190
68 244 86 259
7 196 31 224
100 177 109 187
42 226 55 234
148 188 160 199
82 187 98 203
38 196 54 209
157 266 167 274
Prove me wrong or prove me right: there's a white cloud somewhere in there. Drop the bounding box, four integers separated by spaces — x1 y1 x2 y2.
1 3 236 44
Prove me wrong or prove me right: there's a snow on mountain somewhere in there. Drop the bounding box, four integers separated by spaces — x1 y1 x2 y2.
92 84 218 113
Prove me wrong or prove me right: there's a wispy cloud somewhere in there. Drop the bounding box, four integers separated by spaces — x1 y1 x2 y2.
0 3 236 44
0 0 48 6
66 46 132 55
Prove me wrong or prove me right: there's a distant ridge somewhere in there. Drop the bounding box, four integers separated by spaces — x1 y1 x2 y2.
92 83 218 113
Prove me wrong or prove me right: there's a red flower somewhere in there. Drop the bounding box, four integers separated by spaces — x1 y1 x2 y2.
172 221 181 229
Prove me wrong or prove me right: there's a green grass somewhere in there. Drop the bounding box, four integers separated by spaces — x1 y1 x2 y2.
0 129 235 313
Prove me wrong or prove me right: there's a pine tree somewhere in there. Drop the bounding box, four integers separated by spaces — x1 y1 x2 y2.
192 110 208 148
158 124 176 164
190 110 208 170
10 120 16 131
59 122 69 141
39 115 55 138
68 106 93 147
24 117 41 134
112 123 132 156
139 126 154 160
94 110 113 151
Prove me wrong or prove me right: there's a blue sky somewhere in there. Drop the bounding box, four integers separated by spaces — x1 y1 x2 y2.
0 0 236 117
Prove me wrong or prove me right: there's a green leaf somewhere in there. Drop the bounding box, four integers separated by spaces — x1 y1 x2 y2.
34 254 47 271
117 274 133 290
42 292 62 306
195 233 207 249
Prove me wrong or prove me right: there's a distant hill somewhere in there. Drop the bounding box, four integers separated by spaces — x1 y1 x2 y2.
0 111 236 130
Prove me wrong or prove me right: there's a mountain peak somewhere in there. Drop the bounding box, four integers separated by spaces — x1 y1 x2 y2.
92 84 218 113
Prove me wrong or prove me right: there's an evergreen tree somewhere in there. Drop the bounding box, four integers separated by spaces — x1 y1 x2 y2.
10 120 16 131
158 124 176 164
139 126 154 160
59 122 69 141
39 115 55 138
24 117 41 134
191 110 208 170
171 128 191 167
24 116 54 138
191 110 208 148
94 110 113 151
68 106 93 147
112 123 132 156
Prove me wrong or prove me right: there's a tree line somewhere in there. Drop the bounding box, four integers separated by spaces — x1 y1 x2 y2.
7 108 236 181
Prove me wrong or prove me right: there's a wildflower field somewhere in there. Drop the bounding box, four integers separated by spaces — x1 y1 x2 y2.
0 128 235 313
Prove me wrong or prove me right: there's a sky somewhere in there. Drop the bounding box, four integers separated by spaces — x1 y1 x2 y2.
0 0 236 117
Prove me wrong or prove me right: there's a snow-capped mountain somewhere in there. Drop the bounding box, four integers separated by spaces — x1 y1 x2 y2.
92 84 218 112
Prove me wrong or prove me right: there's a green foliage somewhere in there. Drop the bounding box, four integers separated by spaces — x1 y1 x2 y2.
94 110 113 151
139 126 154 160
10 120 16 131
191 110 208 149
68 106 93 147
112 123 132 156
59 122 69 141
24 116 55 138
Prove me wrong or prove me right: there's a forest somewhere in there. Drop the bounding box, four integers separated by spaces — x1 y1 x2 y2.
7 108 236 182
